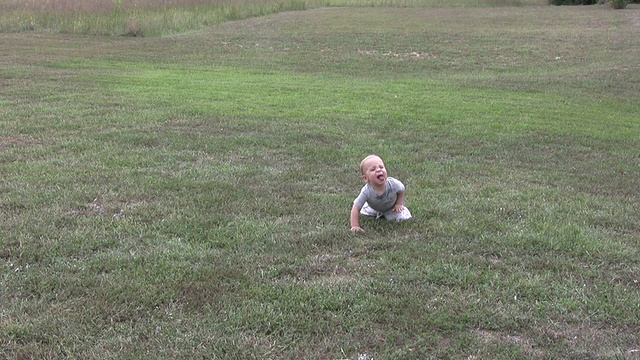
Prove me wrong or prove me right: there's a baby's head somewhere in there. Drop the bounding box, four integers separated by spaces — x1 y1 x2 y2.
360 155 384 174
359 155 388 185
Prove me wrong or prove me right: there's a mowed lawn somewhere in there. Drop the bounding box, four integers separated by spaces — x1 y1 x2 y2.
1 4 639 359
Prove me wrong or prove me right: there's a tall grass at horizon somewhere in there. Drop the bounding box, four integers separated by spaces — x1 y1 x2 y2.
1 0 547 36
0 0 313 35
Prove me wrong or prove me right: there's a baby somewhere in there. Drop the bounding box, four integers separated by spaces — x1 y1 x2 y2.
350 155 412 233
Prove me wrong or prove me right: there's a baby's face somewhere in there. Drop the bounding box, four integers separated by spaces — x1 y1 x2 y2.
361 156 387 186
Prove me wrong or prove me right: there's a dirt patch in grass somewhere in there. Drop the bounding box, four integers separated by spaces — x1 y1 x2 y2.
539 325 640 358
472 329 543 358
63 196 144 218
0 135 46 151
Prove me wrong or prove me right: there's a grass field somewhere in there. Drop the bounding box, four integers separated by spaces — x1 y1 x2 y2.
1 1 640 359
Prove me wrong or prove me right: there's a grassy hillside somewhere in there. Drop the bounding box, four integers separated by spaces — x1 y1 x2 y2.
1 2 639 359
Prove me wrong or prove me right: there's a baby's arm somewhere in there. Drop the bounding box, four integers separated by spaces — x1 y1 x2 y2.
392 191 406 212
350 204 364 233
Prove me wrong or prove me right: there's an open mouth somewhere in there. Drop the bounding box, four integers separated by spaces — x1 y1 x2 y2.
377 174 385 181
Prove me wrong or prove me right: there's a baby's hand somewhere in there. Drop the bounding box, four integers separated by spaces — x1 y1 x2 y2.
393 204 405 212
350 226 365 233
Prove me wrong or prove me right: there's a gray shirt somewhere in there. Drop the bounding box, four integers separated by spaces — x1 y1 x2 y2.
353 177 405 213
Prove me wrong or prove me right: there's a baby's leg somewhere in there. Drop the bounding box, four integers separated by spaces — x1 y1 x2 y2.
384 207 412 222
360 202 382 219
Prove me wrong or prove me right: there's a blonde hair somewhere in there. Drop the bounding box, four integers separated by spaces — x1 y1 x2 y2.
360 154 382 174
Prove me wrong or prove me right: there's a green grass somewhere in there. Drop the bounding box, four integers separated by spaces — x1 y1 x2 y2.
2 3 640 359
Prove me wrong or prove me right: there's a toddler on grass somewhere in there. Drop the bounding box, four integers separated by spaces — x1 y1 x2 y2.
350 155 412 233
